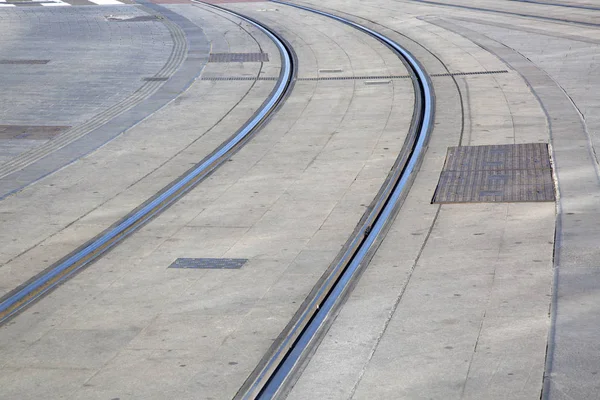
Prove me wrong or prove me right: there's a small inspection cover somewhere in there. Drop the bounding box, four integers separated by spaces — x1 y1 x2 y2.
168 258 248 269
432 143 555 203
208 53 269 63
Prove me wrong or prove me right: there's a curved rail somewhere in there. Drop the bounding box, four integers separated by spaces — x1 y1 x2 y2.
236 2 434 398
0 4 296 325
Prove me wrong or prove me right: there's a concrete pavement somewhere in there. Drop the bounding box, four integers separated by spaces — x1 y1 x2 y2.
0 2 416 398
1 0 599 398
285 1 599 398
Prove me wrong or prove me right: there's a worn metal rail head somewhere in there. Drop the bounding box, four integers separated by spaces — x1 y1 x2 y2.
0 3 296 325
234 2 435 399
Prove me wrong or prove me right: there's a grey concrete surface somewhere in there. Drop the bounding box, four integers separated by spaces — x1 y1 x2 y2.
283 4 554 398
0 4 212 197
0 6 174 122
1 0 599 399
0 2 416 399
281 1 600 399
0 3 277 298
426 16 600 399
0 6 172 151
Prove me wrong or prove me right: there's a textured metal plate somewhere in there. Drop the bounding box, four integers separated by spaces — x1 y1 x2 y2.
433 143 555 203
0 60 50 65
0 125 70 140
208 53 269 63
168 258 247 269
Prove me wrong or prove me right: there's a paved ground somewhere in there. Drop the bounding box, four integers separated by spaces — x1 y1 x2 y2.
0 2 414 398
0 0 599 399
0 6 171 163
0 3 210 198
285 1 600 399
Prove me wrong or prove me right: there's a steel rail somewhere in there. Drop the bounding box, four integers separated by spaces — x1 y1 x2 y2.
0 4 296 325
235 2 434 399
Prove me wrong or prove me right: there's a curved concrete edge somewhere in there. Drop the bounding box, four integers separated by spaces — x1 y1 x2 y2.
426 17 600 400
0 3 211 200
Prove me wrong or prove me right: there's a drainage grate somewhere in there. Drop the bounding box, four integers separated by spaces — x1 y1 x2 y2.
300 75 410 81
0 60 50 65
208 53 269 63
432 143 555 203
201 76 278 81
431 70 509 77
142 77 169 82
168 258 248 269
0 125 70 140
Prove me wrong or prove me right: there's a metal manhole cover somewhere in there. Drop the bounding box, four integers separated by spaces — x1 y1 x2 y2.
208 53 269 63
168 258 248 269
432 143 555 203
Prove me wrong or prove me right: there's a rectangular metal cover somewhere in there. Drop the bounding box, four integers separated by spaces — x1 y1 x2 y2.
432 143 555 203
168 258 247 269
208 53 269 63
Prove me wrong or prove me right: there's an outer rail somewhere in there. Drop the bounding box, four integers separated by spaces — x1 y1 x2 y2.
235 2 435 399
0 4 295 325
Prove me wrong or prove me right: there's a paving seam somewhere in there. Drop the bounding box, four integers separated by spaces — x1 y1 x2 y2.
199 70 508 81
0 10 186 180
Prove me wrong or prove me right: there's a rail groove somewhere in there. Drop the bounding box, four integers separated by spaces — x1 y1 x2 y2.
0 3 296 325
235 2 434 399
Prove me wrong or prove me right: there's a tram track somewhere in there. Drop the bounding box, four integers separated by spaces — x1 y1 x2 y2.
0 4 296 325
3 2 434 395
234 2 434 398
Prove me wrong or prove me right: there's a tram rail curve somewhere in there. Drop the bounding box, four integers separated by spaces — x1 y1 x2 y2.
233 2 435 399
0 4 296 325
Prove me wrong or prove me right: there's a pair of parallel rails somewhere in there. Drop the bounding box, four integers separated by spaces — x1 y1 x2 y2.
0 2 434 398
